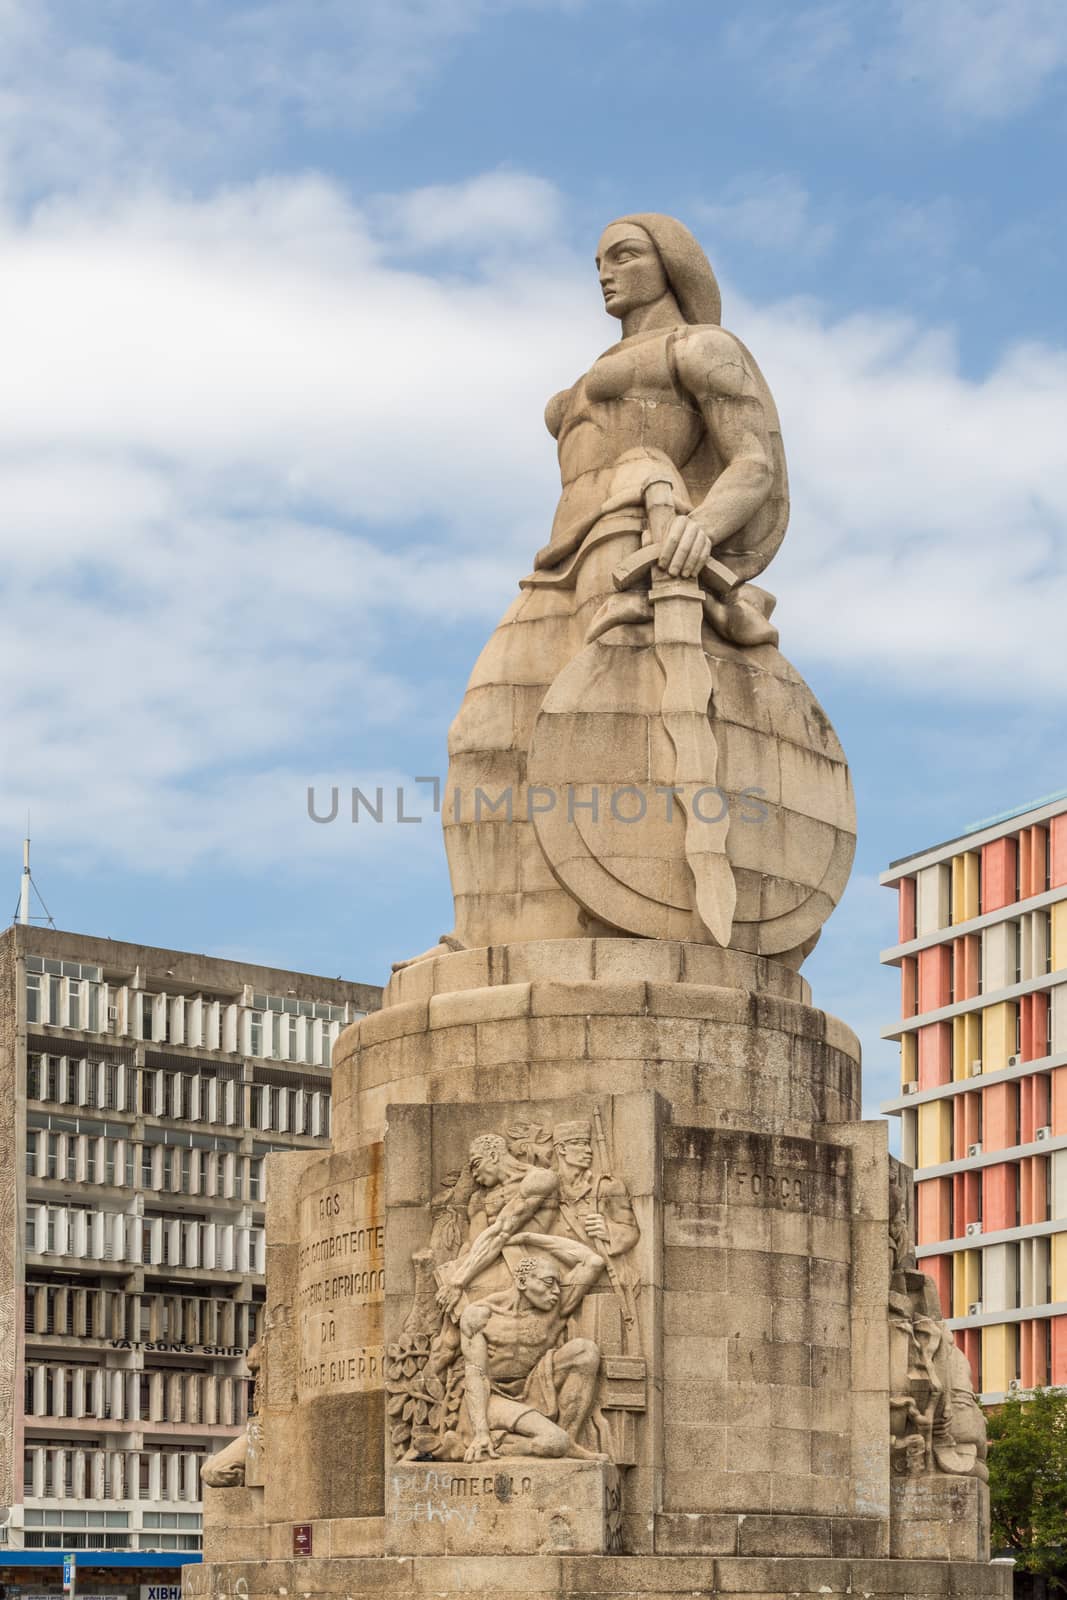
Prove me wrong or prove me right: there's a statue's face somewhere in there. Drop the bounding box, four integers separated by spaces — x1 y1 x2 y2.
557 1135 592 1168
470 1143 504 1186
520 1261 561 1310
596 223 668 320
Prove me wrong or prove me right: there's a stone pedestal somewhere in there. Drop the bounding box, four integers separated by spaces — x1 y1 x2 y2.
194 941 1010 1600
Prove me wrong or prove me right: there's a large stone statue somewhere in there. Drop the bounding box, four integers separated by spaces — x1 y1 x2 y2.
440 213 854 964
194 214 1007 1600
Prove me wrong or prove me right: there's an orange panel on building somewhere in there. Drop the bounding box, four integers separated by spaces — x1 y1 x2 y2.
953 934 980 1002
953 1168 981 1235
1020 992 1049 1063
982 1081 1018 1151
981 836 1018 912
917 1021 952 1089
901 956 917 1018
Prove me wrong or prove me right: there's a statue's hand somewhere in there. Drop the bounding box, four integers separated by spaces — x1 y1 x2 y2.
659 514 712 579
464 1432 498 1462
582 1213 609 1242
436 1283 463 1319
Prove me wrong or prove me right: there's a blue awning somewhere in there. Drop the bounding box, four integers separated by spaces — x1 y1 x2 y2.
0 1554 202 1568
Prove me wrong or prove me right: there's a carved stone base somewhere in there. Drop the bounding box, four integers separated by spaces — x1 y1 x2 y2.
890 1474 991 1562
189 1551 1012 1600
385 1459 622 1555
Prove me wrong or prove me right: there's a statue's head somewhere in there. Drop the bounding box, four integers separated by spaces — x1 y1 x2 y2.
597 213 721 327
469 1132 510 1187
515 1253 562 1311
552 1119 592 1169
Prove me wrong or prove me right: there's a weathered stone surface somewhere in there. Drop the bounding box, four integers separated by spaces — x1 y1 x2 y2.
385 1460 622 1555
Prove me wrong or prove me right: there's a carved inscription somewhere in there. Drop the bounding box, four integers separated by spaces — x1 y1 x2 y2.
732 1167 810 1207
389 1466 534 1532
298 1176 384 1398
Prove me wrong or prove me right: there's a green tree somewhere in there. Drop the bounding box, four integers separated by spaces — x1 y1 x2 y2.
987 1387 1067 1583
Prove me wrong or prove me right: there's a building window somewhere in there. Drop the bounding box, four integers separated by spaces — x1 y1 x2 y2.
26 972 41 1023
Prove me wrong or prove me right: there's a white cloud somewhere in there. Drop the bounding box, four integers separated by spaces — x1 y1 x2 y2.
2 167 1066 880
0 0 588 201
697 174 836 260
895 0 1067 120
373 172 565 252
725 0 1067 127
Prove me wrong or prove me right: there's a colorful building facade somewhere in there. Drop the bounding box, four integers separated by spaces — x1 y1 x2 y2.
881 791 1067 1401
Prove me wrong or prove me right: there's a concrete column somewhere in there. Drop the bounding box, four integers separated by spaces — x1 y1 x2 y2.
33 1364 46 1415
72 1367 86 1418
148 1450 162 1502
72 1449 87 1500
110 1451 124 1500
166 1450 180 1501
32 1447 45 1497
149 1371 164 1421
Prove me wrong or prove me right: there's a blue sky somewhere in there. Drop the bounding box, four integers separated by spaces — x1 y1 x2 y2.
2 0 1066 1119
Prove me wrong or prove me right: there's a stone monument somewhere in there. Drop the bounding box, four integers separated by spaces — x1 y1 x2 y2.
192 215 1009 1600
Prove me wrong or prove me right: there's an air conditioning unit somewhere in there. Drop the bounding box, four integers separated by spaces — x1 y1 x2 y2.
1036 1126 1051 1142
966 1221 983 1236
1008 1377 1022 1392
107 1005 118 1021
968 1142 982 1157
968 1301 982 1316
971 1058 983 1075
903 1082 919 1095
1008 1054 1019 1067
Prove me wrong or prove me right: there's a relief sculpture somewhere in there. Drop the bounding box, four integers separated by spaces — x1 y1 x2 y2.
386 1111 641 1466
887 1167 988 1482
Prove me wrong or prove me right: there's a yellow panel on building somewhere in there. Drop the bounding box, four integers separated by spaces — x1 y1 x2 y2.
952 851 981 925
981 1002 1016 1074
1052 1233 1067 1303
953 1249 982 1318
901 1033 917 1087
953 1012 981 1081
1052 901 1067 975
918 1099 953 1167
981 1322 1016 1394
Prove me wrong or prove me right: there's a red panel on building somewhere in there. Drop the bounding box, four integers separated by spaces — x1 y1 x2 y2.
918 945 952 1012
982 1162 1017 1232
898 876 917 941
983 1082 1017 1152
917 1177 952 1245
1051 1316 1067 1387
981 836 1017 912
1051 814 1067 889
919 1251 951 1314
1052 1067 1067 1137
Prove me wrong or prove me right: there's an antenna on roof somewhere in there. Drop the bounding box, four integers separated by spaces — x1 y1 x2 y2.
15 824 56 929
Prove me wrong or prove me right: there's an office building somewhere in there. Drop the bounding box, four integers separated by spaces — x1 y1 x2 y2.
880 791 1067 1400
0 923 379 1562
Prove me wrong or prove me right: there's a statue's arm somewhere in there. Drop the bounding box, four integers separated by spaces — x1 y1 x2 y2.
672 327 776 550
450 1169 556 1289
459 1303 495 1455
